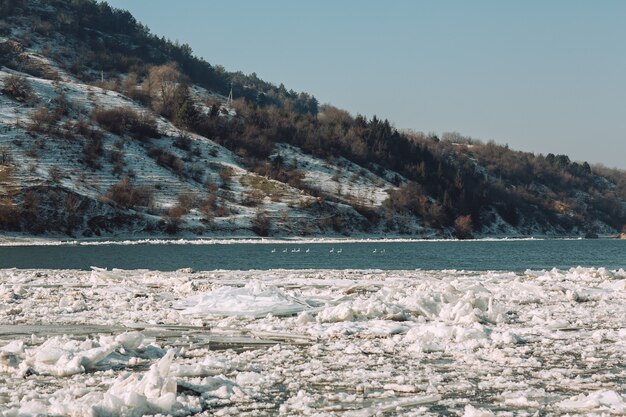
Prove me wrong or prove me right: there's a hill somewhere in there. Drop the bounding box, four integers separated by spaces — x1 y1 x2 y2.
1 0 625 239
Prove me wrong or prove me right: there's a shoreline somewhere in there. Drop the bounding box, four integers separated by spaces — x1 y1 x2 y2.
0 234 621 247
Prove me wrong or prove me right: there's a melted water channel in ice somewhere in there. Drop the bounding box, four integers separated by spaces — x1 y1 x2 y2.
1 267 625 416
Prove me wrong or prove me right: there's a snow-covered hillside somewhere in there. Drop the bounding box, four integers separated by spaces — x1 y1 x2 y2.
0 61 405 238
0 0 624 240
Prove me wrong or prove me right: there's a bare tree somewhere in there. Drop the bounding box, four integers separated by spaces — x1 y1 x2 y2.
145 62 183 115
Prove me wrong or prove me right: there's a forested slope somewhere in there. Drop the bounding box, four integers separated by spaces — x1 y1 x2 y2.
0 0 624 239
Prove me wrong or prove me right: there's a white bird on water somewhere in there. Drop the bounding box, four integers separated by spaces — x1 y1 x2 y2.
337 248 342 254
305 248 310 253
282 248 288 253
329 248 334 253
271 248 276 253
372 249 377 253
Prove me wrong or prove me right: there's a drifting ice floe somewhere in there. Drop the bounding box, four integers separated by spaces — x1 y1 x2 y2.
0 267 625 416
178 280 312 317
556 390 626 413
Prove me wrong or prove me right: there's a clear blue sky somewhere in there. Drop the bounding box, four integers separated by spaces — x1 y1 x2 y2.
106 0 625 169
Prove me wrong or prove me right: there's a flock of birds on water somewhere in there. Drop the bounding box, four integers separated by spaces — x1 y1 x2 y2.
270 247 386 254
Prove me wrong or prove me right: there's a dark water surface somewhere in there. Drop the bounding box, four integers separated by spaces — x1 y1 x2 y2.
0 239 624 271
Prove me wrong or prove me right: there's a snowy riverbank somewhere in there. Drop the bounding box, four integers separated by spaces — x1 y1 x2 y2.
1 267 625 416
0 235 551 247
3 231 623 248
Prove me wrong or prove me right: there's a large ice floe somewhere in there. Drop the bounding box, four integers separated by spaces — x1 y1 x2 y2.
176 280 314 318
0 266 625 416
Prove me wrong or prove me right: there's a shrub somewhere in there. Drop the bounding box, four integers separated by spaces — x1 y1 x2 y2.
18 56 61 81
123 72 151 105
274 167 305 189
173 134 191 150
178 192 199 211
82 136 104 169
147 147 185 176
164 193 199 227
164 217 180 234
52 88 72 117
1 74 33 102
219 166 234 184
104 177 154 209
0 39 23 68
28 106 60 133
92 106 158 140
454 215 474 239
167 204 187 220
92 107 128 135
128 112 159 140
251 210 271 236
214 205 229 217
71 117 98 139
241 189 265 207
127 87 151 106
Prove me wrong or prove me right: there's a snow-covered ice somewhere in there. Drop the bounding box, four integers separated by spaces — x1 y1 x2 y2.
177 280 313 318
1 266 625 416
